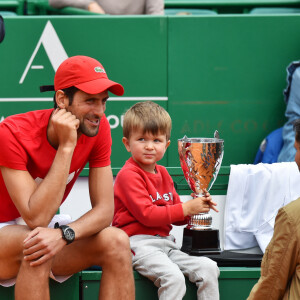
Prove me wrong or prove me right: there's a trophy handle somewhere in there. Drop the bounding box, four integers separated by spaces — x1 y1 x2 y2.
214 130 220 139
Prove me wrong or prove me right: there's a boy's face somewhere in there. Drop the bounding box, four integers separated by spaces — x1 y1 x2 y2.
294 139 300 170
122 128 170 173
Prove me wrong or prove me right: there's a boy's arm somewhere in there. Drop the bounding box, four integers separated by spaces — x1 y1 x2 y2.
182 190 218 216
170 187 190 226
117 173 217 226
116 171 185 226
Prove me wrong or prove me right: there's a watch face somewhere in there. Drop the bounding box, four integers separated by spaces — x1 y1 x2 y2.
64 228 75 242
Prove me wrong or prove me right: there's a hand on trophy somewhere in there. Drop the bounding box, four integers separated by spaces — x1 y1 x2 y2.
201 189 219 213
182 189 218 217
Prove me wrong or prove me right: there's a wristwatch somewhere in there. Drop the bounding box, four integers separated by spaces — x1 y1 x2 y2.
54 222 75 245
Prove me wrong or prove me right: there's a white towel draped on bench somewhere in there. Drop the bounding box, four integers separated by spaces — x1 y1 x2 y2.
224 162 300 253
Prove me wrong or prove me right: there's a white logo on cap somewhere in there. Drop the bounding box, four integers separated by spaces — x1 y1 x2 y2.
95 67 106 73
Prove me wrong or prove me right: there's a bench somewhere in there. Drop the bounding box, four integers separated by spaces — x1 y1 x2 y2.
81 268 260 300
80 167 261 299
0 167 261 299
0 268 260 300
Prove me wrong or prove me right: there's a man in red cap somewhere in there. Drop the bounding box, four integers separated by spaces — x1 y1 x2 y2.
0 56 134 300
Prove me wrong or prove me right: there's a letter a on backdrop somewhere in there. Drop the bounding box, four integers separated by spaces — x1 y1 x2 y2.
20 21 68 84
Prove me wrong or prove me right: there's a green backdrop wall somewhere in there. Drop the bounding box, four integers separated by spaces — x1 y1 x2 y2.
1 15 299 168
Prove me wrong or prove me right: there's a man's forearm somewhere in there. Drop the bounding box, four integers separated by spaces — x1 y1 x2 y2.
68 204 113 240
25 146 75 228
67 166 114 240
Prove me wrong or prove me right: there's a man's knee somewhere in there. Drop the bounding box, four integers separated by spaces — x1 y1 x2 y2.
109 227 130 248
20 257 53 279
100 227 130 249
99 227 131 264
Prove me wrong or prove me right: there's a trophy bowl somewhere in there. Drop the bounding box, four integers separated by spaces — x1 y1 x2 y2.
178 132 224 255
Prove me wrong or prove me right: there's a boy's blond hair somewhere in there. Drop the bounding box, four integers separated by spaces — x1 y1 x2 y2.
123 101 172 140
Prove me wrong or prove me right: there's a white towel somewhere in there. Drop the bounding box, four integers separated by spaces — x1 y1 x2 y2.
224 162 300 253
15 214 72 227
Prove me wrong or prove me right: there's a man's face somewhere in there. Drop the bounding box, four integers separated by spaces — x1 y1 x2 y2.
66 89 109 137
294 139 300 170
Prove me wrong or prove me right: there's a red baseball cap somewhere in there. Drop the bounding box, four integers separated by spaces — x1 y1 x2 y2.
54 55 124 96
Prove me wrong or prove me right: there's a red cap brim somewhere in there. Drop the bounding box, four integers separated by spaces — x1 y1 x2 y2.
75 78 124 96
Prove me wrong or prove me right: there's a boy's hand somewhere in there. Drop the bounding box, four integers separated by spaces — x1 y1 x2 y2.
199 189 219 213
182 190 218 217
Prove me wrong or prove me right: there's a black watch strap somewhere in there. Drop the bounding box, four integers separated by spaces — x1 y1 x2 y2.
54 222 75 245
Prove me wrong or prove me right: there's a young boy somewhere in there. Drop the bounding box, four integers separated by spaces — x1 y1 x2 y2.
112 101 220 300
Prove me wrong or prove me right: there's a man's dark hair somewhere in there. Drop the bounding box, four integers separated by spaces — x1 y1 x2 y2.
293 119 300 142
53 86 79 108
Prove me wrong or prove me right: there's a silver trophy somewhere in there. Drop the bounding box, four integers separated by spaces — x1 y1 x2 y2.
178 131 224 255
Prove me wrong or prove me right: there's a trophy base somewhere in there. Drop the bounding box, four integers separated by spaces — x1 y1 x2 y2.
181 227 221 256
